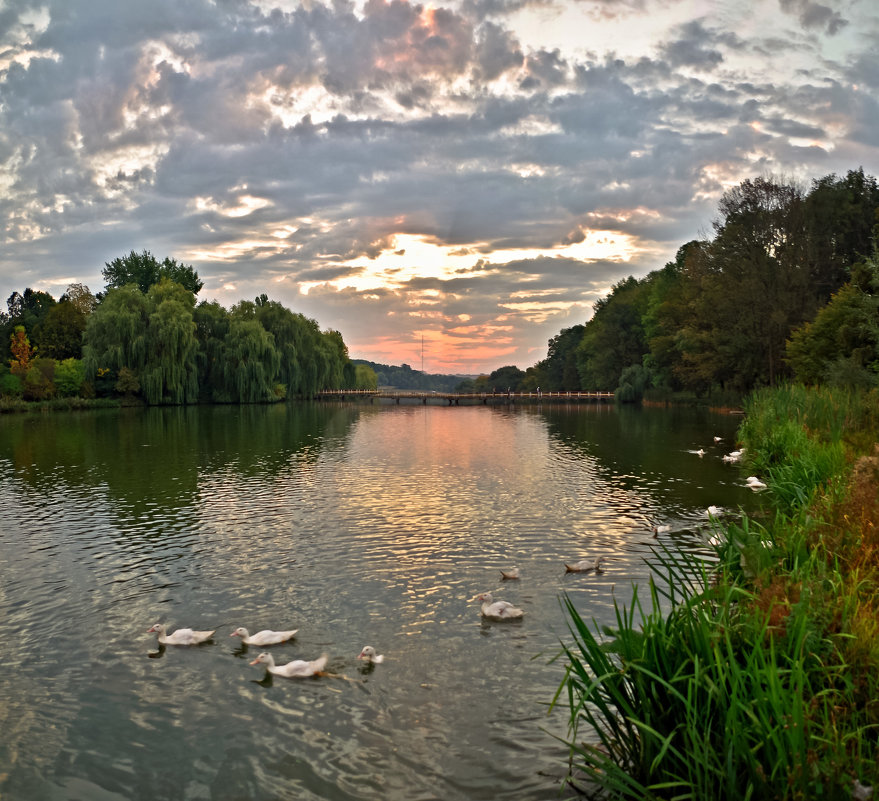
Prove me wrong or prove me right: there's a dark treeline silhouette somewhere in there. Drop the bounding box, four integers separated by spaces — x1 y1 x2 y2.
531 169 879 400
1 250 372 404
352 359 465 392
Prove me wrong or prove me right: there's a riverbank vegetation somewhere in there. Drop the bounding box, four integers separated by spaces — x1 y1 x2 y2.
1 250 378 407
554 383 878 799
530 168 879 401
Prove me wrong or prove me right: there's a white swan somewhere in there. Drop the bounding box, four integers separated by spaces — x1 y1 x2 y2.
147 623 215 646
564 556 604 574
358 645 384 664
474 592 524 620
499 568 520 580
249 651 328 678
230 626 298 646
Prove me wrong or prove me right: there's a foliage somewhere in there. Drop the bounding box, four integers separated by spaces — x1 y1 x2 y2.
614 362 650 403
102 249 203 295
539 326 585 391
61 282 98 316
220 318 281 403
34 300 87 360
0 365 23 398
577 277 650 391
54 358 86 397
356 360 463 392
9 325 36 376
536 170 879 399
555 385 879 798
23 357 55 400
82 284 150 387
354 363 378 390
140 279 199 404
115 366 140 396
786 244 879 388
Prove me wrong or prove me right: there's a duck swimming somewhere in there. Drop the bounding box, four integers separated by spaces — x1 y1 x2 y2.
499 568 520 580
230 627 299 646
357 645 384 664
147 623 215 646
249 652 328 678
474 592 524 620
564 556 604 574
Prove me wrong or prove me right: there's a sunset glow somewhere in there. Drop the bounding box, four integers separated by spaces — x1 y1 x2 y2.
1 0 875 374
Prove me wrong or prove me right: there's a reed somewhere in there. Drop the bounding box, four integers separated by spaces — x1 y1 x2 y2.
555 384 879 799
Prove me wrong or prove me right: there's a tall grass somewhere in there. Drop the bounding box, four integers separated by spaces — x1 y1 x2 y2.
555 384 879 799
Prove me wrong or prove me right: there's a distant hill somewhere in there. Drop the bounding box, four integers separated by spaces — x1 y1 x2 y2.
352 360 472 392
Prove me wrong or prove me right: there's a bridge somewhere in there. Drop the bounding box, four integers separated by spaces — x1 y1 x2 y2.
314 389 614 405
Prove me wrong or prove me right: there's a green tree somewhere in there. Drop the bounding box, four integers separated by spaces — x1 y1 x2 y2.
221 318 280 403
2 289 56 363
488 365 526 391
54 358 86 397
786 245 879 387
804 168 879 299
692 177 813 390
0 365 23 398
23 357 55 400
102 250 203 295
194 300 231 401
139 279 199 404
82 285 150 391
62 283 98 316
541 326 585 391
642 243 701 392
576 277 650 391
354 363 378 390
34 300 87 360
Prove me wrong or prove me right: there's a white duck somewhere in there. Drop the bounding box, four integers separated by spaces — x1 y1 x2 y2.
230 626 299 646
745 476 767 490
474 591 524 620
499 568 520 580
706 505 723 518
249 651 328 678
653 524 671 536
564 556 604 574
358 645 384 664
147 623 215 646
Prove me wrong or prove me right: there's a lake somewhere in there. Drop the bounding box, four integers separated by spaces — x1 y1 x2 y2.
0 402 758 801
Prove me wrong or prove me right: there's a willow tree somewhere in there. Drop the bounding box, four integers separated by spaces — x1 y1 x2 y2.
139 279 199 405
82 284 150 385
221 318 280 403
253 296 303 396
194 300 231 401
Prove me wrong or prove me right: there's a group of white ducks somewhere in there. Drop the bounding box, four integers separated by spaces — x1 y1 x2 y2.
147 445 755 670
693 439 767 492
146 623 383 678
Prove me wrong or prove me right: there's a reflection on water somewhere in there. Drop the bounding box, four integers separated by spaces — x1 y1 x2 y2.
0 403 758 800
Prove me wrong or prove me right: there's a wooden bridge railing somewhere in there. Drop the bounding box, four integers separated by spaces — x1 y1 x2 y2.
313 389 614 404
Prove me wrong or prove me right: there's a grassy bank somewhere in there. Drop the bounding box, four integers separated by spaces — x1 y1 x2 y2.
554 384 878 800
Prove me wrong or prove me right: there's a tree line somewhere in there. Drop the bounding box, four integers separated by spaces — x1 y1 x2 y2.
526 168 879 400
1 251 377 404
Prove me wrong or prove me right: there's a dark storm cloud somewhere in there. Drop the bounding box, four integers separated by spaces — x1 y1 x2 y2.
778 0 848 35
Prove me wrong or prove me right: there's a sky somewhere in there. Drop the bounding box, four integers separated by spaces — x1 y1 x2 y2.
1 0 878 375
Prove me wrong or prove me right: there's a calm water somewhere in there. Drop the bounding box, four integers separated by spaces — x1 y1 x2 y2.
0 402 758 801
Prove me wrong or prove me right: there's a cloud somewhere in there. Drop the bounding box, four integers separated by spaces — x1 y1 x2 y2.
0 0 877 372
778 0 848 35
